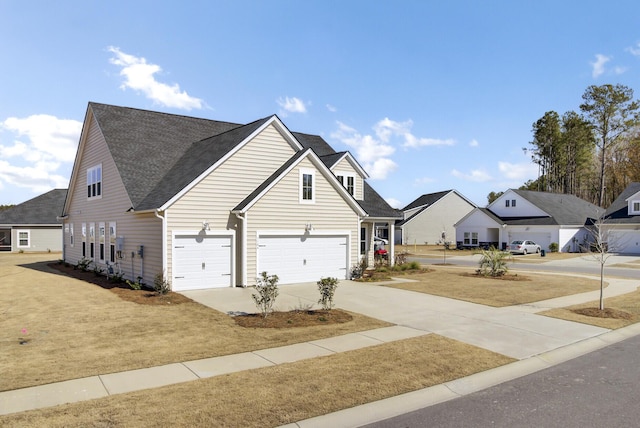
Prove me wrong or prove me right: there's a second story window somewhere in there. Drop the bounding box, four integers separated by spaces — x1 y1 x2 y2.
337 174 355 196
300 169 315 203
87 165 102 199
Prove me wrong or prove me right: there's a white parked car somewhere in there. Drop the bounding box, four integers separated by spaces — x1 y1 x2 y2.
508 240 541 255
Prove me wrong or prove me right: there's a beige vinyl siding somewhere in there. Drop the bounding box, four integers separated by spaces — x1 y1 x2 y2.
331 157 363 200
63 112 162 284
245 157 360 284
166 124 298 281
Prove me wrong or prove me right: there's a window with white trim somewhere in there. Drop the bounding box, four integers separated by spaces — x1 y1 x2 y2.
511 199 516 207
336 173 356 196
89 223 95 259
505 199 510 207
632 201 640 213
87 164 102 199
99 222 105 262
17 230 30 248
70 223 74 247
82 223 86 257
463 231 479 246
360 227 367 255
109 222 116 263
300 169 315 203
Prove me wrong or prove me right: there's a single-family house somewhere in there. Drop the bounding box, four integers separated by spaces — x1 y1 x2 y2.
0 188 66 252
60 103 401 290
602 182 640 254
455 189 603 252
395 190 476 245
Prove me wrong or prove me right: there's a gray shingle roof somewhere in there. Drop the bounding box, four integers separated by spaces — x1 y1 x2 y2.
88 103 398 218
509 189 603 225
0 189 67 225
604 182 640 224
402 190 453 211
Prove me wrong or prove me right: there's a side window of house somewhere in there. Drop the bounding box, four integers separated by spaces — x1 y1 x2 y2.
360 227 367 254
99 222 105 262
505 200 510 207
70 223 74 247
300 169 315 203
82 223 86 257
471 232 479 245
17 230 30 248
511 199 516 207
89 223 95 259
109 222 116 263
463 232 470 245
633 201 640 213
87 164 102 199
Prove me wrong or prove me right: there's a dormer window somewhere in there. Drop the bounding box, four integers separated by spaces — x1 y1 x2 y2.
337 173 355 196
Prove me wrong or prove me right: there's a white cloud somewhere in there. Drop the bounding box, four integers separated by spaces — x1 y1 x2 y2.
276 96 307 115
331 121 397 179
373 117 455 148
107 46 204 111
626 42 640 56
614 66 628 75
385 197 402 209
469 139 479 147
326 104 337 112
451 168 492 182
414 176 435 186
498 161 538 181
591 54 610 78
0 114 81 193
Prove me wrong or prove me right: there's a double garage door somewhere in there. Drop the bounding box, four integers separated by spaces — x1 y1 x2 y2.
608 230 640 254
173 234 233 291
258 234 349 284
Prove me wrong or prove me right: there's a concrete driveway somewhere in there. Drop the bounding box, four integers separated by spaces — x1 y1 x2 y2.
181 272 638 360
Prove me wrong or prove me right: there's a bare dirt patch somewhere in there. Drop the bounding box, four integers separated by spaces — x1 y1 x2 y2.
234 309 353 328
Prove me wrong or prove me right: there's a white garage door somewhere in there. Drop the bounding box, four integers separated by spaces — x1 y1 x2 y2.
258 235 348 284
608 231 640 254
173 234 232 291
509 232 551 251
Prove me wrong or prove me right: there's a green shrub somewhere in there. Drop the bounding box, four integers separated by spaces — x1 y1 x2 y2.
252 272 279 318
477 247 509 277
549 242 559 252
153 272 171 295
126 276 144 290
317 277 339 310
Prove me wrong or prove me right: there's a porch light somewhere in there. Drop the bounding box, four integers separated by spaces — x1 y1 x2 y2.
305 223 313 232
202 221 210 231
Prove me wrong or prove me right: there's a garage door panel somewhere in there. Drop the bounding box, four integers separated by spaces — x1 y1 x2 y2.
608 231 640 254
258 235 348 284
173 234 232 291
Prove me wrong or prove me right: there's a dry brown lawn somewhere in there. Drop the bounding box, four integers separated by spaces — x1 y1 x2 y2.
0 334 515 428
541 288 640 329
0 254 390 392
379 266 603 307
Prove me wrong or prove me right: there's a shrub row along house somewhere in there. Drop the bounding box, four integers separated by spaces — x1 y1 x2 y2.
60 103 401 290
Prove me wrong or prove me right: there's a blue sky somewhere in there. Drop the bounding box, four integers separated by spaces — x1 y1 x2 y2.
1 1 640 208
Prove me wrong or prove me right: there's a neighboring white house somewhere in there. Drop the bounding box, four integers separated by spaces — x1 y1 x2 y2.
0 189 66 253
455 189 603 252
602 182 640 254
60 103 400 290
395 190 476 245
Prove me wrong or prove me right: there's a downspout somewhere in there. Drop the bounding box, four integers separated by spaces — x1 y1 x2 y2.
154 209 167 284
389 220 395 266
234 212 247 287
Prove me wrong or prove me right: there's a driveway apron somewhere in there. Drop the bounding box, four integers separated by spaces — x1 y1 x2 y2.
182 280 610 360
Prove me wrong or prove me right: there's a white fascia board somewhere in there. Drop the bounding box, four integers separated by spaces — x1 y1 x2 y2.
625 190 640 202
159 116 296 211
330 152 369 179
62 105 95 216
235 150 367 217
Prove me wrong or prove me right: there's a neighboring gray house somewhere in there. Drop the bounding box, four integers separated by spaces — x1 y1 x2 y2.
60 103 401 290
395 190 476 245
455 189 603 252
0 189 66 252
602 182 640 254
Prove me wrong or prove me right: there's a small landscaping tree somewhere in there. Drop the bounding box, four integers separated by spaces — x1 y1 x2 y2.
477 247 509 277
317 277 339 310
582 216 613 310
252 271 279 318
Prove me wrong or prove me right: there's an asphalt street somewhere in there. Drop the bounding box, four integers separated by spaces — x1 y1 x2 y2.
362 333 640 428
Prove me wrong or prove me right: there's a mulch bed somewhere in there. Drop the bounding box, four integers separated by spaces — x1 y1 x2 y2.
49 262 191 305
572 307 635 320
461 272 531 282
233 309 353 328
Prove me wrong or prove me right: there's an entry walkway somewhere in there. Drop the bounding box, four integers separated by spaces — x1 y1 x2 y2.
2 274 639 424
